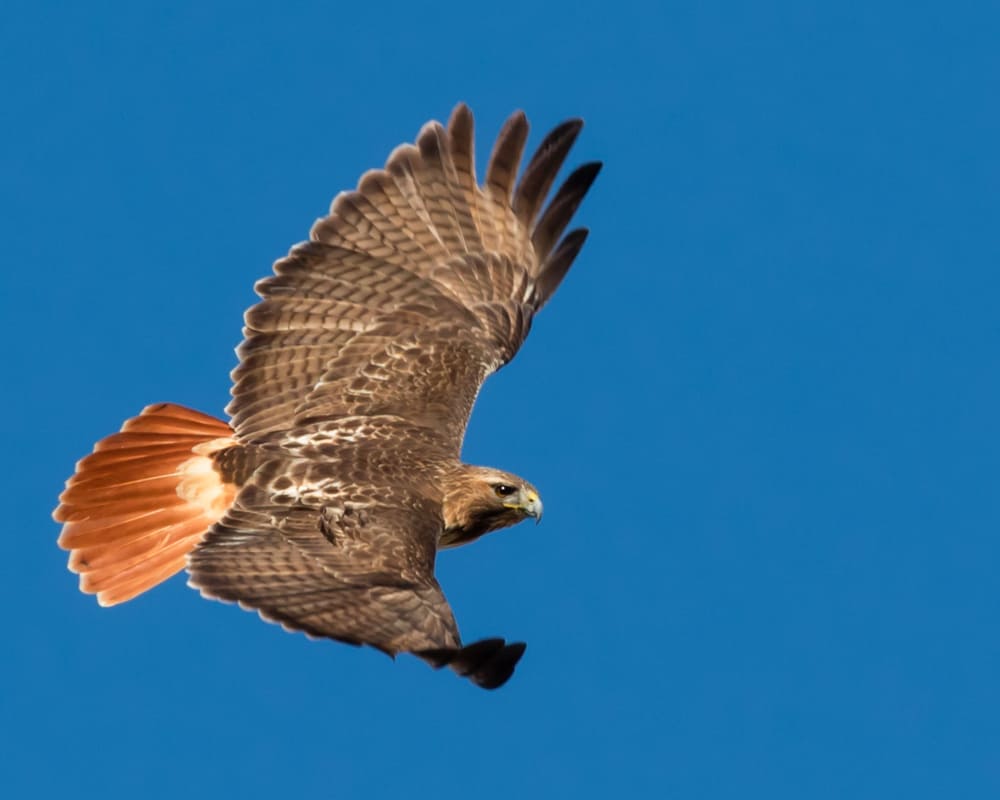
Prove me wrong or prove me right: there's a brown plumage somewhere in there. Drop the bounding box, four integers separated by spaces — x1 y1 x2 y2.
53 103 600 690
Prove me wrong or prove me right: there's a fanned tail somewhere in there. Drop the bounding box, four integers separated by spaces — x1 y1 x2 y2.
53 403 237 607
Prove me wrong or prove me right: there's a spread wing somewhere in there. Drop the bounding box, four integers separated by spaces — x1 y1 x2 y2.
227 103 601 448
188 466 525 689
190 105 598 688
190 485 458 651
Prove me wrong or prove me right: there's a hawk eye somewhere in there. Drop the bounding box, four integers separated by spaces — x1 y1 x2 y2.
493 484 517 498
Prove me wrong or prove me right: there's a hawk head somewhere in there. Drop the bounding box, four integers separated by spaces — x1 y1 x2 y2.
440 466 543 548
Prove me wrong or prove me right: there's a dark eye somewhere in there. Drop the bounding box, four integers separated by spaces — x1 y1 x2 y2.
493 484 517 498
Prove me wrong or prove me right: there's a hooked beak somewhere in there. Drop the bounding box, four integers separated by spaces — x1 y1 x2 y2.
502 489 543 524
521 490 543 525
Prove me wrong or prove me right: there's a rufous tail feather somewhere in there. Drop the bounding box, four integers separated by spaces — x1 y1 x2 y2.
53 403 237 607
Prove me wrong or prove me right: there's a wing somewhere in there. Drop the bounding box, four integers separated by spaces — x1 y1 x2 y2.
228 104 601 447
187 471 524 688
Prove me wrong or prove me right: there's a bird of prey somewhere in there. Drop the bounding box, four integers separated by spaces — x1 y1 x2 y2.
53 104 600 689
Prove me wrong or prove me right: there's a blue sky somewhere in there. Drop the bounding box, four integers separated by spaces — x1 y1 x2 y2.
3 1 999 796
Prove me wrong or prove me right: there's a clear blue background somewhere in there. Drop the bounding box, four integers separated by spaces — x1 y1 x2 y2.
3 1 998 796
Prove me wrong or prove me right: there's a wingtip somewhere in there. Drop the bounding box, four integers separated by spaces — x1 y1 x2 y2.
417 637 527 690
417 118 447 142
555 117 585 137
447 103 474 139
474 640 526 690
449 101 472 121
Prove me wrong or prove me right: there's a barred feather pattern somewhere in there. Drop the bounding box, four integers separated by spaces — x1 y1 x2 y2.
228 103 601 445
54 404 237 607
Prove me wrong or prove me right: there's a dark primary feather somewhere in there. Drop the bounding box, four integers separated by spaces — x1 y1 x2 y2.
532 161 602 263
418 639 527 690
536 228 591 310
485 111 529 207
513 118 583 228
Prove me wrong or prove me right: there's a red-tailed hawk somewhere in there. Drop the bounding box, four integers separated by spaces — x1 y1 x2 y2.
53 104 599 689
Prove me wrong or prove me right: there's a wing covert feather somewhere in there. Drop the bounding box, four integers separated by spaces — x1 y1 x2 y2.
227 104 600 445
